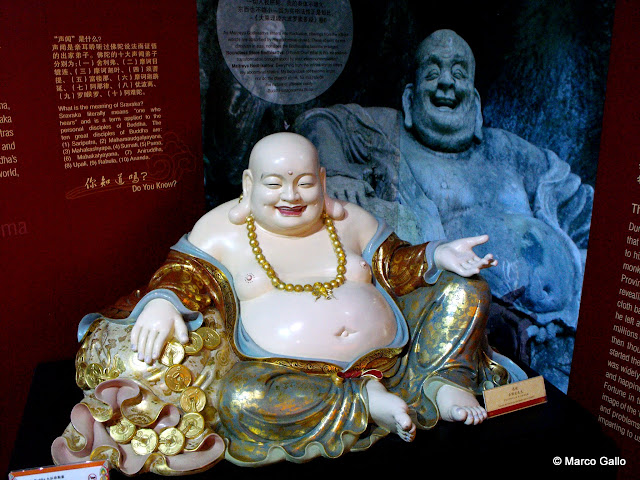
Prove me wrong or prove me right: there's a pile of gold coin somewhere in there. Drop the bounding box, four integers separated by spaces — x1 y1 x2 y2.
108 415 211 456
127 427 187 456
106 326 221 457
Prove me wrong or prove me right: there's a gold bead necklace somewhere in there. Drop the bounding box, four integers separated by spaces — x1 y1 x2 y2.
245 212 347 300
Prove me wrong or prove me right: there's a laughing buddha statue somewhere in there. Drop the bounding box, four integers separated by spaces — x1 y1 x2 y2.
52 132 522 475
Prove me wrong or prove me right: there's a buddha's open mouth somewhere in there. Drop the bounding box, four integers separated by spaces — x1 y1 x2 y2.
276 205 306 216
432 95 459 110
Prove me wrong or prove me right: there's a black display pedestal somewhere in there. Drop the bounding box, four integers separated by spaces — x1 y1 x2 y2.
9 359 620 478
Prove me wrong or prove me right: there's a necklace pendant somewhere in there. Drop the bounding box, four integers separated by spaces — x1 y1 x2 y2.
312 286 334 300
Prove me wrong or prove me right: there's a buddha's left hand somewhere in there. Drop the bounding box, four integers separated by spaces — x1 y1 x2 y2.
131 298 189 364
434 235 497 277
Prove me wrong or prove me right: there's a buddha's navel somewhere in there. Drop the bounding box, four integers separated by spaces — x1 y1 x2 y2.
336 326 357 338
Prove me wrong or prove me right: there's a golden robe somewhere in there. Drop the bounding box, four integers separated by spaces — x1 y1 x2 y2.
51 227 511 474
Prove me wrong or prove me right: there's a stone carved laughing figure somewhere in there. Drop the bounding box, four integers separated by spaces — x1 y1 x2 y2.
295 30 594 380
52 132 522 474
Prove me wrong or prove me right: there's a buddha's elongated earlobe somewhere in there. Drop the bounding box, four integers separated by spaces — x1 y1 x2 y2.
320 167 345 220
473 88 484 143
325 197 345 220
402 84 415 129
228 197 251 224
228 170 253 224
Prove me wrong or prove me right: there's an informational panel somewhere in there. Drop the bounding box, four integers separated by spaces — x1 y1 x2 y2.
0 1 203 472
216 0 353 105
569 1 640 476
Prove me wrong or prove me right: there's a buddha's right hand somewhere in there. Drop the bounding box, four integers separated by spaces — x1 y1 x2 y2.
131 298 189 364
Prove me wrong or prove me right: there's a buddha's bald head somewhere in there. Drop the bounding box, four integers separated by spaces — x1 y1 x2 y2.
248 132 319 175
402 29 482 152
414 30 476 81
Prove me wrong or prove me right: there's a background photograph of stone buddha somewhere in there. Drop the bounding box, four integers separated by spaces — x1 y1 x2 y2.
197 1 615 392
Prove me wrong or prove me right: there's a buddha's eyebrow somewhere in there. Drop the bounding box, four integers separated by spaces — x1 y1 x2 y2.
260 173 283 180
423 53 469 67
260 172 316 180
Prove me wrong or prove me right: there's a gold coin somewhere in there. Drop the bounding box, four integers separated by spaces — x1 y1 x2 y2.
131 428 158 455
109 417 136 443
196 327 221 350
179 386 207 413
160 340 185 367
158 427 186 455
85 363 105 389
184 332 203 355
178 412 205 439
165 364 192 392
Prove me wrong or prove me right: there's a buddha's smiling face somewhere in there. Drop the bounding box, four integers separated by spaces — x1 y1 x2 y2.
405 30 478 152
246 133 325 236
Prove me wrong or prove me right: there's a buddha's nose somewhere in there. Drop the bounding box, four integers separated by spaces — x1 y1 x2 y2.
438 70 454 88
281 185 300 202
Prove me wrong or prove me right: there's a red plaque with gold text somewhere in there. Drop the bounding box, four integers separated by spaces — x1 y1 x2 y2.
569 1 640 477
0 1 203 471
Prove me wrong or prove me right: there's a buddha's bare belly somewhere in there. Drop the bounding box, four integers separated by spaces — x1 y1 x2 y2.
240 282 397 363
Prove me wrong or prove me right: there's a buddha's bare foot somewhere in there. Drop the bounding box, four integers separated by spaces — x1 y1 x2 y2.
366 379 416 442
436 384 487 425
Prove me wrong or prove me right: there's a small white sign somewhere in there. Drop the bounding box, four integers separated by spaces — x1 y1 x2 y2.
483 375 547 418
9 461 109 480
